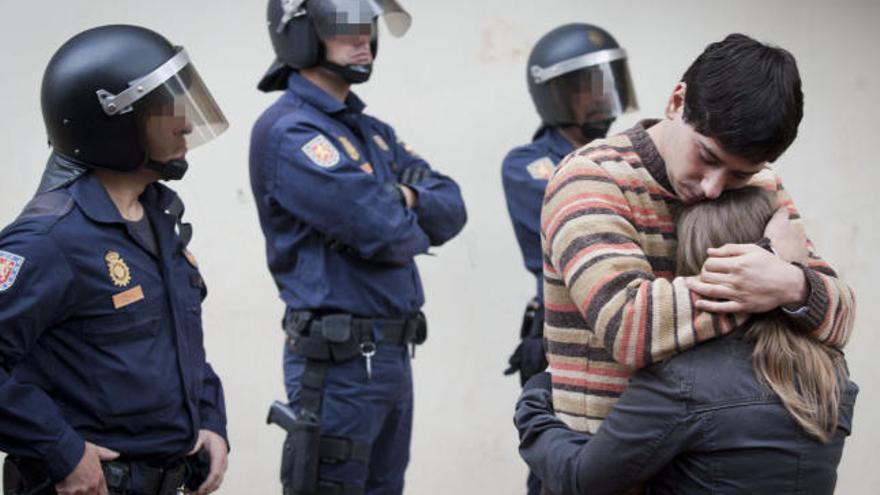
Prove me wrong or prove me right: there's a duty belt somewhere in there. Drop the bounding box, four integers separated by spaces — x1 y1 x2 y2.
284 312 427 363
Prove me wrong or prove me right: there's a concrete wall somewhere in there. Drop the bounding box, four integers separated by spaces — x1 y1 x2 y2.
1 0 877 492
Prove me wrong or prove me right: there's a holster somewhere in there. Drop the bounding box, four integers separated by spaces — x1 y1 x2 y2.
504 299 548 386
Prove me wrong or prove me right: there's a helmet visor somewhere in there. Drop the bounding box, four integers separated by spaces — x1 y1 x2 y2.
97 48 228 154
311 0 411 38
138 63 229 154
541 56 638 125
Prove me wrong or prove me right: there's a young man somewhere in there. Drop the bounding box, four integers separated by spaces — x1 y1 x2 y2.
250 1 467 494
501 23 637 495
527 32 854 450
0 25 229 495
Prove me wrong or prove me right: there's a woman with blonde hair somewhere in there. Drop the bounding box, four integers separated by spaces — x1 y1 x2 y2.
515 186 858 495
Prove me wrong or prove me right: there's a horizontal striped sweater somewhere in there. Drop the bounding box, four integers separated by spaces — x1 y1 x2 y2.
541 120 856 433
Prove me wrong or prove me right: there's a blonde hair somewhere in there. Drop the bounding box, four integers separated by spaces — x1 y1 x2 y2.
676 187 844 442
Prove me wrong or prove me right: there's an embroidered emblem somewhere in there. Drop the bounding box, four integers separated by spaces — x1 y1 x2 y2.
183 249 199 269
113 285 144 309
301 135 340 168
360 162 374 174
526 157 556 180
400 140 420 158
0 250 25 293
338 136 361 161
372 134 390 151
105 251 132 287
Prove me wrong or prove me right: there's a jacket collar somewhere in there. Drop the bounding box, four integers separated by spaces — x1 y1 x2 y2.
286 71 366 115
67 172 179 225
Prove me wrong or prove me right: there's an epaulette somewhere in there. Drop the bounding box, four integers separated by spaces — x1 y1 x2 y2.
16 190 75 224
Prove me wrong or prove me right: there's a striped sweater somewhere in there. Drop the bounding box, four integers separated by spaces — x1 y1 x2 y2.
541 120 856 433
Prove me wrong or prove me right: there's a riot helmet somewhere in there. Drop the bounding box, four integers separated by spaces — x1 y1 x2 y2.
528 24 637 141
259 0 411 91
40 25 228 182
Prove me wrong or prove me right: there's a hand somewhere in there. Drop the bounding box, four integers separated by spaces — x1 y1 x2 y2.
399 185 417 209
55 442 119 495
685 243 807 314
764 207 809 264
188 430 228 495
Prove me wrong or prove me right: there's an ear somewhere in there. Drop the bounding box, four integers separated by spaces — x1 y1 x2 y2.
664 82 687 120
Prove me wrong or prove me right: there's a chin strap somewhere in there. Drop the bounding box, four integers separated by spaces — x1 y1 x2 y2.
320 60 372 84
579 118 615 142
145 158 189 181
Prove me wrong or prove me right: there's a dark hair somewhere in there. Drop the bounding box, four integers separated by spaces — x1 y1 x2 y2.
681 33 803 163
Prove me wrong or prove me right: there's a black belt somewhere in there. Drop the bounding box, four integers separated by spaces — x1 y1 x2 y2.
308 315 423 346
285 312 427 363
2 457 188 495
102 459 187 495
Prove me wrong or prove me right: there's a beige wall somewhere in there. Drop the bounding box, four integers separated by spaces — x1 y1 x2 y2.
1 0 878 493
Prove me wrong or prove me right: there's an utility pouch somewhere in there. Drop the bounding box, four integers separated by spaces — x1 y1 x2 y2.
183 449 211 492
284 311 314 338
318 314 352 344
410 312 428 345
2 458 53 495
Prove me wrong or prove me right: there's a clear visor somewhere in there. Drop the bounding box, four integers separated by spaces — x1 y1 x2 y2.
138 64 229 153
545 59 638 125
312 0 411 38
97 48 228 153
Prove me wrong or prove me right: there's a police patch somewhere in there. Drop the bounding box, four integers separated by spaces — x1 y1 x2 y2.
372 134 390 151
105 251 131 287
338 136 361 161
0 250 25 292
301 134 341 168
526 157 555 180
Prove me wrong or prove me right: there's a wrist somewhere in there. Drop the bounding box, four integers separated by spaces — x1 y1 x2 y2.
782 262 808 309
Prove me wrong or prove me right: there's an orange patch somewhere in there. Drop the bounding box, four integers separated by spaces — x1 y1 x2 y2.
360 162 374 174
112 285 144 310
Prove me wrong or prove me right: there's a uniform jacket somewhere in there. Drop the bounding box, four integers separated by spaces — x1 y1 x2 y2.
516 328 858 495
501 126 573 301
249 72 466 317
0 173 226 481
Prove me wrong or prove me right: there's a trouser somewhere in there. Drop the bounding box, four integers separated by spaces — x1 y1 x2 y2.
283 341 413 495
2 453 205 495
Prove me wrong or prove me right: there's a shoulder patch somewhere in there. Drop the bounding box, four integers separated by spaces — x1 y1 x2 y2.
301 135 341 168
0 250 25 292
373 134 390 151
526 157 556 180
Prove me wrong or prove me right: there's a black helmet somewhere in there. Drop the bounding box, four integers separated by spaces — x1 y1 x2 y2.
259 0 411 91
527 24 638 140
40 24 228 178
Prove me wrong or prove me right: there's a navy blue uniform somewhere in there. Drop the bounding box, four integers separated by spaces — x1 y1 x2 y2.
250 72 466 493
501 126 574 302
501 126 573 495
0 173 226 482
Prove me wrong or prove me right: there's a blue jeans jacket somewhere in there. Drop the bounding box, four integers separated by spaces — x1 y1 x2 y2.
516 328 858 495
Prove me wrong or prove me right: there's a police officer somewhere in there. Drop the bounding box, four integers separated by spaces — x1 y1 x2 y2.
250 1 467 493
500 23 637 495
0 25 229 495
